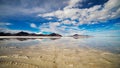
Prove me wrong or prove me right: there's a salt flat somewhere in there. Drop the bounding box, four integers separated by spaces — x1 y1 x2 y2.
0 37 120 68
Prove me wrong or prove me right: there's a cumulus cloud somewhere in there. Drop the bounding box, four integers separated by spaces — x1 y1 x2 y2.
37 0 120 35
1 0 119 36
0 0 68 16
66 0 83 9
39 0 120 25
39 22 85 36
30 23 37 28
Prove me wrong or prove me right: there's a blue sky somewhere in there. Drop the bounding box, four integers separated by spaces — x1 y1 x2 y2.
0 0 120 36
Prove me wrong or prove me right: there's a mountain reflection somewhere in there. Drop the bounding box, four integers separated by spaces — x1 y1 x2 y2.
0 37 61 41
0 37 120 68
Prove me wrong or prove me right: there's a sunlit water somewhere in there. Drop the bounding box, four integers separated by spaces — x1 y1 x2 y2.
0 37 120 68
0 37 120 54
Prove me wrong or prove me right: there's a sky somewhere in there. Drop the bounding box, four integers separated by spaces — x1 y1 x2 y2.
0 0 120 36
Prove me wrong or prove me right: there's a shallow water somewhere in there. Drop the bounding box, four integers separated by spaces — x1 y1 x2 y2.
0 37 120 68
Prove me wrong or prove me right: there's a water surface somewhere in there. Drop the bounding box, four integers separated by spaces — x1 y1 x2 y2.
0 37 120 68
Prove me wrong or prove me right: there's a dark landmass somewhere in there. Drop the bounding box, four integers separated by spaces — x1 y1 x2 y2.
0 31 62 37
71 34 92 39
72 34 91 37
0 32 92 38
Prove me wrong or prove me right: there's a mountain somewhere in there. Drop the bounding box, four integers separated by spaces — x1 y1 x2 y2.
71 34 91 39
72 34 89 37
0 32 12 36
49 33 62 36
15 31 29 36
0 31 62 37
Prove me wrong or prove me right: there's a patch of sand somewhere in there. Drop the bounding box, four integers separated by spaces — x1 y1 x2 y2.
0 44 120 68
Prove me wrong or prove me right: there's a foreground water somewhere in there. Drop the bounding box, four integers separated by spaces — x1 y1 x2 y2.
0 36 120 68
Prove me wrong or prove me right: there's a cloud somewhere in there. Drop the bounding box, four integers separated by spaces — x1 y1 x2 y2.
30 23 37 28
91 30 120 36
0 22 12 26
39 0 120 25
39 22 85 36
37 0 120 35
0 0 119 36
0 0 68 16
66 0 83 9
0 28 34 33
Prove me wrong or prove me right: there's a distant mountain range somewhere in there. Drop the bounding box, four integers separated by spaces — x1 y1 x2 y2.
70 34 92 39
0 31 62 37
72 34 90 37
0 32 92 38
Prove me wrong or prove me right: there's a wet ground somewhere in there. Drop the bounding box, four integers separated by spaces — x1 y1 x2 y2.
0 36 120 68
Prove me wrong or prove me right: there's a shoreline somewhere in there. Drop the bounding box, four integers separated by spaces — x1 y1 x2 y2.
0 36 62 39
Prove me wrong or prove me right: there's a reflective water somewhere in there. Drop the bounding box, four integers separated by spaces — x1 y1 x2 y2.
0 37 120 68
0 37 120 54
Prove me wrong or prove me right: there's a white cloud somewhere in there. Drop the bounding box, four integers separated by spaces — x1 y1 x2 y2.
0 28 34 33
39 22 60 33
30 23 37 28
45 17 53 20
39 0 120 25
0 0 69 16
0 22 12 26
37 0 120 36
91 30 120 36
62 20 71 24
39 22 85 36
